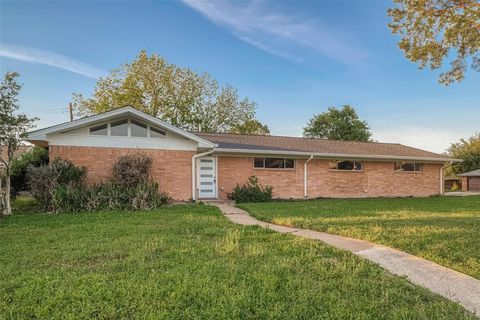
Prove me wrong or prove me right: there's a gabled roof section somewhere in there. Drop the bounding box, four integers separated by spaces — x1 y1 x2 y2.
27 106 216 148
195 132 457 162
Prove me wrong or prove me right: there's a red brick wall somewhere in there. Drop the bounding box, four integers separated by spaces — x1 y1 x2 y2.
217 156 305 199
49 147 443 200
461 177 468 191
307 160 441 198
217 156 442 199
49 146 195 200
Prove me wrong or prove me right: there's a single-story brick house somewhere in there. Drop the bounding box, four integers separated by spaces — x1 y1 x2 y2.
27 106 458 200
459 170 480 192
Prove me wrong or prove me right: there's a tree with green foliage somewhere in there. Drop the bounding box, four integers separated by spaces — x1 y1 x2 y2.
230 119 270 135
73 50 268 134
388 0 480 85
303 105 372 141
446 133 480 176
0 72 37 216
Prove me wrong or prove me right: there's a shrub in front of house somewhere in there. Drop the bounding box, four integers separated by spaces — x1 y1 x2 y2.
11 147 49 197
27 158 86 211
110 153 152 188
54 180 169 212
230 176 273 203
27 154 169 213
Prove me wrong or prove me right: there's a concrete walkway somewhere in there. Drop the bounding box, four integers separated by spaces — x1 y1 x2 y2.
445 191 480 196
212 202 480 317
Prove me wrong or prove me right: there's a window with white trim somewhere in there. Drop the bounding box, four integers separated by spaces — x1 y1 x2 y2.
254 158 295 169
90 124 108 135
89 119 166 138
395 162 423 172
329 160 363 171
131 120 148 137
110 120 128 136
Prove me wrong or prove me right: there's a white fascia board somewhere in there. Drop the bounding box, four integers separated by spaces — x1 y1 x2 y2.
212 147 459 163
27 106 216 148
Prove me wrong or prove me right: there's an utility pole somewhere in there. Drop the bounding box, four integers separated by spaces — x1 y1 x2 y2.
69 103 73 122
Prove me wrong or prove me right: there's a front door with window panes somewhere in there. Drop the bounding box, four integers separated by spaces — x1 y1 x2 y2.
197 157 217 199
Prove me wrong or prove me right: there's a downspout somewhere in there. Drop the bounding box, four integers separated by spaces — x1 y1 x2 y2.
191 149 214 201
440 161 453 195
304 155 314 198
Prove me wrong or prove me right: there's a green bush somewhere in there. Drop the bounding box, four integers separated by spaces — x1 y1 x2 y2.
10 147 49 197
110 153 152 188
28 154 169 213
230 176 272 203
27 158 86 211
54 181 169 213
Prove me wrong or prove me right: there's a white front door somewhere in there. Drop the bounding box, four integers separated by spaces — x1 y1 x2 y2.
197 156 217 199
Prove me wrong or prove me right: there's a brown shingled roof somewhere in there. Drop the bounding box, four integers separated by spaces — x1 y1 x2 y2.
194 132 453 161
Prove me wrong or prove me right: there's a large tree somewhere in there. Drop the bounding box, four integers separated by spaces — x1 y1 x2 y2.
303 105 372 141
73 51 267 134
446 133 480 176
388 0 480 85
0 72 37 216
230 119 270 135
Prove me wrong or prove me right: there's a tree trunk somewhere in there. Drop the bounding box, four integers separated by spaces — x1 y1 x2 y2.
4 174 11 216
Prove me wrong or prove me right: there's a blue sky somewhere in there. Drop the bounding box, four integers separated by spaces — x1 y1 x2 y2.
1 0 478 153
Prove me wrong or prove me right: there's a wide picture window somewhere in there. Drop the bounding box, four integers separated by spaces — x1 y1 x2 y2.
395 162 423 172
329 160 363 171
254 158 295 169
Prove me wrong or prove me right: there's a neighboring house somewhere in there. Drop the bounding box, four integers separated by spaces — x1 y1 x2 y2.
26 106 458 200
459 170 480 192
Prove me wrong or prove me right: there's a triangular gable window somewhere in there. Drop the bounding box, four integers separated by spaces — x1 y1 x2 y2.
88 119 166 138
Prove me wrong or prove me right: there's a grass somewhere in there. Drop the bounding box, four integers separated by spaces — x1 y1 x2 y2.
0 200 476 319
238 196 480 280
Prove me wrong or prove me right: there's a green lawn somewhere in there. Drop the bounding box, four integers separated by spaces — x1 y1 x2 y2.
239 196 480 280
0 203 475 319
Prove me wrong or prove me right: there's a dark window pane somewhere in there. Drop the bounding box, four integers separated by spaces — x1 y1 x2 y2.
332 160 363 171
354 162 363 170
111 120 128 136
90 124 107 135
403 163 415 171
150 126 166 138
415 163 423 171
396 162 414 171
265 158 284 168
254 158 264 168
285 159 295 168
131 120 147 137
337 161 354 170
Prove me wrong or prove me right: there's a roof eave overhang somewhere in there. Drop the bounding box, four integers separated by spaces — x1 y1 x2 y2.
26 106 216 148
458 172 480 177
212 147 459 163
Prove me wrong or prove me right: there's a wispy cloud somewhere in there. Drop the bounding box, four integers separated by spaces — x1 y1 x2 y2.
0 43 106 79
182 0 367 66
